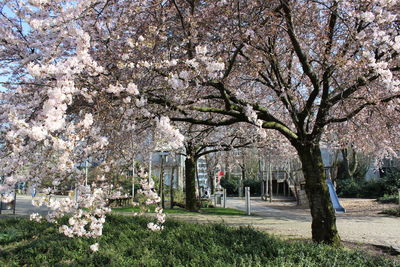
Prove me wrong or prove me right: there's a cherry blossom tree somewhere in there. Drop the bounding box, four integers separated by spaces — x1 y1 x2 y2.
176 122 252 211
143 0 400 245
1 0 399 246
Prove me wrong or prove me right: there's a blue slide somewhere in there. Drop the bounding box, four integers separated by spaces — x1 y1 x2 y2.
326 179 346 213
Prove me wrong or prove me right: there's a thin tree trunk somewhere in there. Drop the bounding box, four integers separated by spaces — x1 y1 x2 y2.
349 146 358 178
225 156 230 184
195 163 201 199
238 163 245 198
341 148 351 179
296 143 341 245
205 154 215 194
209 172 215 195
170 166 175 209
287 162 300 205
268 162 273 202
159 155 165 209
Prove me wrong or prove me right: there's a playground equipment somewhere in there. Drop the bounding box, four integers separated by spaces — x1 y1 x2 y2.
326 178 346 213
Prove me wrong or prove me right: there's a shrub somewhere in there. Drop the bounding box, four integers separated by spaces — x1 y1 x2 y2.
377 194 399 204
336 179 361 197
243 178 261 196
198 199 213 208
381 171 400 195
337 171 400 198
381 207 400 217
221 176 262 196
220 175 240 195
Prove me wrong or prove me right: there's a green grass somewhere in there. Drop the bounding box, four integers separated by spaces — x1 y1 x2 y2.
112 206 246 216
0 215 398 266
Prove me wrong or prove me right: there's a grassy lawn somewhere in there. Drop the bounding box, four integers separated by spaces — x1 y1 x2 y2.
0 215 398 266
112 206 246 216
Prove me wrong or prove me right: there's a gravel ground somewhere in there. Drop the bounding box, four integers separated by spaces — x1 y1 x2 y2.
339 198 399 217
170 197 400 254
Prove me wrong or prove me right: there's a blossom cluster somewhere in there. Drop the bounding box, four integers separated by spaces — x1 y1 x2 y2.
134 171 165 231
154 116 185 151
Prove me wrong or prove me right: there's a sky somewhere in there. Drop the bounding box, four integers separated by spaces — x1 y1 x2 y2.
0 4 32 92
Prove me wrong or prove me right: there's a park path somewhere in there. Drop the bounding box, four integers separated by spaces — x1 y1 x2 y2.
0 195 51 217
228 197 400 250
168 197 400 251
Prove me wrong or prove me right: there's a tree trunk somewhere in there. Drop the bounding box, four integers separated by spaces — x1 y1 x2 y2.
185 155 198 211
268 162 273 202
341 146 358 180
208 172 215 195
239 164 245 198
341 148 351 179
205 154 215 194
170 166 175 209
296 143 341 245
195 163 201 199
158 155 165 209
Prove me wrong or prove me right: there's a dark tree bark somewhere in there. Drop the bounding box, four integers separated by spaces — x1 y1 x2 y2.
208 170 215 195
239 164 246 198
185 154 198 211
296 142 340 246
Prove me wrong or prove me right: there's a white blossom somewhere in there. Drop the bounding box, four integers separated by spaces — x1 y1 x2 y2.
154 116 184 151
195 45 208 56
30 213 43 222
126 83 139 95
90 243 99 252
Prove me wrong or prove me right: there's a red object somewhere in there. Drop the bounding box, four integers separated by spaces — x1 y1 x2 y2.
217 171 224 184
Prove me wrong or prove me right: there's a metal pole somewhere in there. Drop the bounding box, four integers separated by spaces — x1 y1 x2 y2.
245 186 251 215
223 188 227 208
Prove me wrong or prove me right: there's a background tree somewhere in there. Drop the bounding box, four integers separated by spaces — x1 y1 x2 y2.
177 123 251 211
